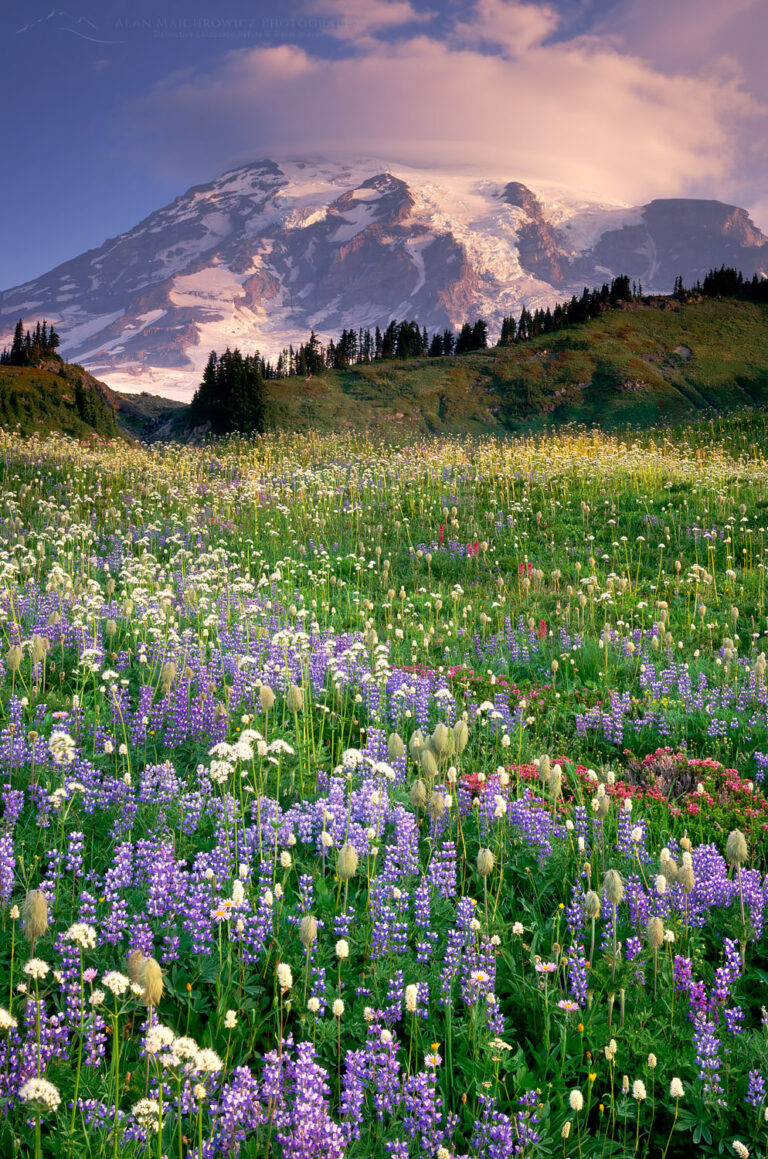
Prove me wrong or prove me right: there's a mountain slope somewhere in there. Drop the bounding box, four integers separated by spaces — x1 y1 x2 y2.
1 159 766 398
258 298 768 436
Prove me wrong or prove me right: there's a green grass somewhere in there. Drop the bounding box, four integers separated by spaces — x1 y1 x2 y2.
0 363 123 440
262 298 768 435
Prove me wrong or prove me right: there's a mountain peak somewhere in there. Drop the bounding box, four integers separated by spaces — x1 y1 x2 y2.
501 181 543 218
1 158 766 399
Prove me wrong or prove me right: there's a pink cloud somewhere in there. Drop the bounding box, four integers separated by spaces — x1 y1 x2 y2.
132 2 766 214
453 0 559 57
606 0 765 80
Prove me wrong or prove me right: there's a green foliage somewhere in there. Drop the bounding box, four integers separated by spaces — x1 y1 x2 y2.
256 298 768 437
189 348 266 434
0 365 122 439
0 317 60 367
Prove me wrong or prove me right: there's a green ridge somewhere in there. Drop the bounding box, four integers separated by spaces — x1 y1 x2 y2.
0 361 123 440
2 297 767 440
262 298 768 436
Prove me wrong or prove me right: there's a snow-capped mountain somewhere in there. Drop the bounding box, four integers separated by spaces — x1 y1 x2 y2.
2 158 767 398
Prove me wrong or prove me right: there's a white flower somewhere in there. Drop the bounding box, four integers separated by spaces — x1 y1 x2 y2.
405 984 418 1013
267 739 295 756
0 1008 17 1031
223 1010 237 1030
19 1077 61 1112
277 963 293 991
209 760 233 785
332 998 345 1018
132 1097 162 1132
733 1142 750 1159
144 1024 175 1055
632 1079 646 1101
89 990 105 1007
102 971 131 996
569 1089 584 1112
513 922 524 936
307 997 320 1013
23 959 50 980
64 923 97 950
335 939 349 960
231 880 245 906
280 851 292 869
670 1077 684 1099
196 1048 223 1074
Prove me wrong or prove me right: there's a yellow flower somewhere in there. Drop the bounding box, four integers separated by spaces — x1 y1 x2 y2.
589 1072 597 1082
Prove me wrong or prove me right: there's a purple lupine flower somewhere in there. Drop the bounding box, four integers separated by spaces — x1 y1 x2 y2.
746 1070 766 1108
568 944 588 1007
693 1012 726 1106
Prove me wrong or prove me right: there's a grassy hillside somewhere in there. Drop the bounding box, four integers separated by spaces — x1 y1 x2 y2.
263 297 768 435
2 296 767 441
0 362 187 442
0 362 124 440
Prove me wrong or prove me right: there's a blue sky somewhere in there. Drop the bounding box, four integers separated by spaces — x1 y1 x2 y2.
2 0 766 287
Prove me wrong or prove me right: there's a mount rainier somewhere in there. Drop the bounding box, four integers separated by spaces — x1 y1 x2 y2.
1 157 766 399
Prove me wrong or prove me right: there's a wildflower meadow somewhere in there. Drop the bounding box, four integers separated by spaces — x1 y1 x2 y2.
3 417 768 1158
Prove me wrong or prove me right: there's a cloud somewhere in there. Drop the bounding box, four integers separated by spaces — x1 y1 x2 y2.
453 0 559 57
308 0 434 41
605 0 765 80
130 0 766 213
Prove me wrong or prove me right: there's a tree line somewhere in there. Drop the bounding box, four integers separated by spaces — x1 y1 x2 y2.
673 267 768 304
267 317 491 378
1 318 60 366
